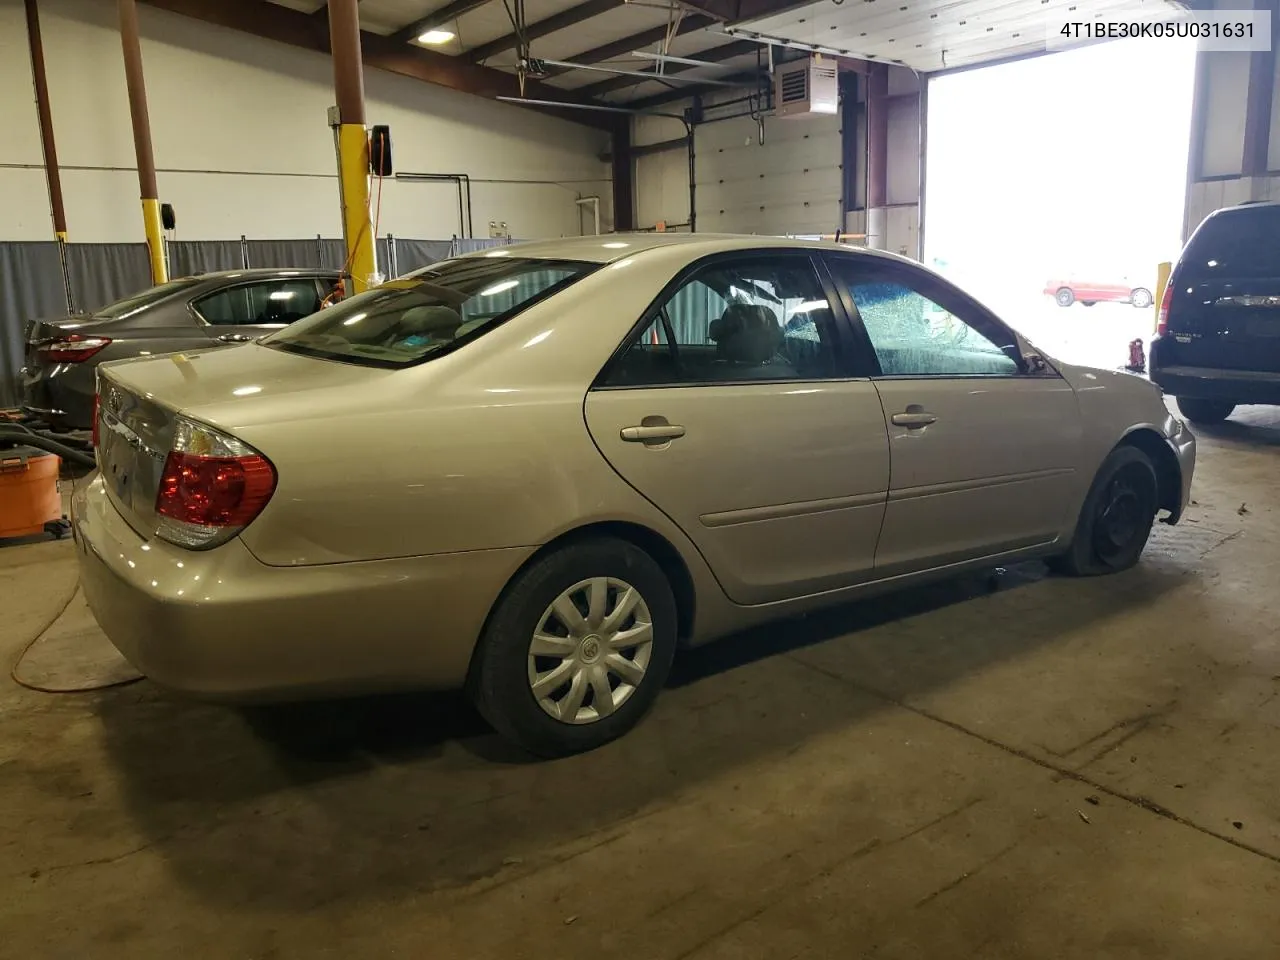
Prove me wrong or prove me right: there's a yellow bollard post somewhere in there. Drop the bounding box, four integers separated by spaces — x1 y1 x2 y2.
1153 261 1171 333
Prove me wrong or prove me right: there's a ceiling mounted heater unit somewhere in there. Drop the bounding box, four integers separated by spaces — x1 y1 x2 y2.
774 56 838 119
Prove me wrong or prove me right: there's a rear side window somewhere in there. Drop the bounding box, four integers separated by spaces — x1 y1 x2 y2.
95 278 203 319
194 279 323 326
1184 207 1280 279
262 258 595 368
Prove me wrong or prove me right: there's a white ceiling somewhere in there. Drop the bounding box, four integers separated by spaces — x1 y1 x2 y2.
731 0 1188 71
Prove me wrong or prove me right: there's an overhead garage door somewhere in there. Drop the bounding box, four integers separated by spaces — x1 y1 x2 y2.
693 113 843 236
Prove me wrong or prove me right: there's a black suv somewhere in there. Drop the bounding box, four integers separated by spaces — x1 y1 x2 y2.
1151 201 1280 423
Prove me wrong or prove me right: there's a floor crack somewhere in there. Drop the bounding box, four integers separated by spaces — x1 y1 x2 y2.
787 654 1280 868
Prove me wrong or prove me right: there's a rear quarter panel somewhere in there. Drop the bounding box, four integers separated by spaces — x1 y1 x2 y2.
220 249 727 605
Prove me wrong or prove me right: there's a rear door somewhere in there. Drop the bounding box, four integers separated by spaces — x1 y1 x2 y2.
1165 205 1280 372
584 250 890 606
191 277 325 344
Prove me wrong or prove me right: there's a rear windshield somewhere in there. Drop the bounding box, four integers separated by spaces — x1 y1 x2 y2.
260 257 595 368
95 277 204 319
1185 206 1280 279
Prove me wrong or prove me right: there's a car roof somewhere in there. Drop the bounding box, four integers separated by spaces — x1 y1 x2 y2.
454 233 911 266
174 268 341 282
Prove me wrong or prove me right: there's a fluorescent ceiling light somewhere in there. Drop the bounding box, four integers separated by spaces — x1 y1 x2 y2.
418 29 455 45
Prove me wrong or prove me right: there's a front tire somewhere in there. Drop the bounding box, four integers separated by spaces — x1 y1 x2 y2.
1050 446 1158 577
469 537 677 758
1130 287 1153 308
1081 300 1097 307
1176 396 1235 424
1055 287 1075 307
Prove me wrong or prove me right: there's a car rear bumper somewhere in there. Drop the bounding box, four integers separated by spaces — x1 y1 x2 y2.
72 474 531 700
1151 363 1280 405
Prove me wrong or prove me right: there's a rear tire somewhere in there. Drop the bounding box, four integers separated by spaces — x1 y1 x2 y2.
469 537 677 758
1081 300 1097 307
1049 446 1158 577
1130 287 1153 309
1055 288 1075 307
1176 396 1235 424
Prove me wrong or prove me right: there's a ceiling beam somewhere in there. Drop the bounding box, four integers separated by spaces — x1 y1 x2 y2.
137 0 616 130
625 67 760 108
542 12 716 78
389 0 493 43
571 38 759 98
467 0 621 63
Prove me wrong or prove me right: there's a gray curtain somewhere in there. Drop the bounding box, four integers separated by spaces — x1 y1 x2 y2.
169 240 243 276
0 243 65 407
450 237 515 256
391 239 453 275
64 243 152 311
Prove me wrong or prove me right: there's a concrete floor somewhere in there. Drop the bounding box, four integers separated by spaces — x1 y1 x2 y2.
3 406 1279 959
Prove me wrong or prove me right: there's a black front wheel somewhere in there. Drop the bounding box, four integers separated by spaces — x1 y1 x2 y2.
1050 446 1158 576
1176 396 1235 424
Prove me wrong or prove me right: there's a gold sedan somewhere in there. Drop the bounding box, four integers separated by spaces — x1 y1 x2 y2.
74 235 1195 756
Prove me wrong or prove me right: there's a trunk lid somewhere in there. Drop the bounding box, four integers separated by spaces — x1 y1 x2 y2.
96 343 398 538
1165 204 1280 373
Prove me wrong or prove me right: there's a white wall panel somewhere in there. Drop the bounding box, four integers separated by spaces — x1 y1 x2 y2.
0 0 611 242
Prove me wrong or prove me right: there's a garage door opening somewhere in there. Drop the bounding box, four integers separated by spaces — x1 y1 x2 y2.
923 39 1198 370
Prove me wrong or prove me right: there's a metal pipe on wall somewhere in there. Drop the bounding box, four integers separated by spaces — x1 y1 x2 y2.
116 0 167 284
328 0 378 292
24 0 74 313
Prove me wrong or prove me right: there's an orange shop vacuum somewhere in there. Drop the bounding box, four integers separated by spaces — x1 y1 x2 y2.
0 445 68 541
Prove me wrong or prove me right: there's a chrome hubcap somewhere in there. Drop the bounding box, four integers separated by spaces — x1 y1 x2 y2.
527 577 654 725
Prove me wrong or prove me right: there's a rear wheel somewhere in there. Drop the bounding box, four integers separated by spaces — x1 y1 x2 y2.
1055 287 1075 307
1176 396 1235 424
1081 300 1097 307
469 537 677 758
1130 287 1153 308
1050 446 1158 576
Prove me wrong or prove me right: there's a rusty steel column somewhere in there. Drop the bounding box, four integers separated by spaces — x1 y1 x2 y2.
865 62 889 251
117 0 167 283
328 0 378 291
24 0 74 312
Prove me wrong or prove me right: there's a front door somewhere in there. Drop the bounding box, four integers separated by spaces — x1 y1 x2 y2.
824 254 1083 575
585 251 890 606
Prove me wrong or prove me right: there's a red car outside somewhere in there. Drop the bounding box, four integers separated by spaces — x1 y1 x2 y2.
1044 277 1153 309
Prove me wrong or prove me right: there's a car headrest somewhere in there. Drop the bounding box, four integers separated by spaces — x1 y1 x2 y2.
399 305 462 339
710 303 782 364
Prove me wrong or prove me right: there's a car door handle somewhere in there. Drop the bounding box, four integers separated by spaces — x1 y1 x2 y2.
216 333 252 343
620 424 686 443
891 411 937 428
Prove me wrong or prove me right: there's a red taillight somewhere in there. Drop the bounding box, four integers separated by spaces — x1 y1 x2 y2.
1156 282 1173 336
153 417 276 548
157 450 276 528
39 334 112 363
